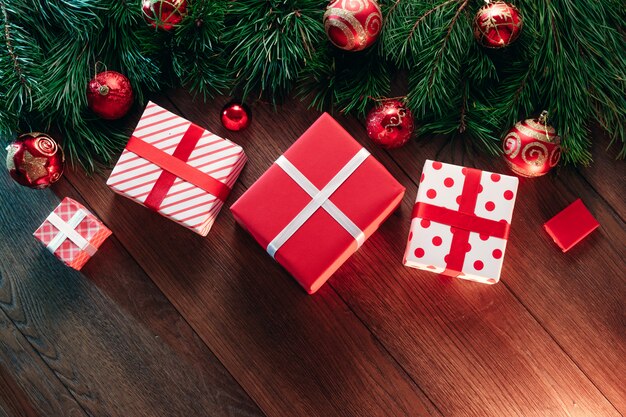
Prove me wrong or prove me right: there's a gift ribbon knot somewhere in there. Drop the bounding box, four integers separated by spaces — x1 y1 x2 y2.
412 166 510 277
47 210 97 256
267 148 370 258
125 123 231 211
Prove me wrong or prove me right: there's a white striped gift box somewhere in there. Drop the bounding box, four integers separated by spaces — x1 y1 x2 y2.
107 102 247 236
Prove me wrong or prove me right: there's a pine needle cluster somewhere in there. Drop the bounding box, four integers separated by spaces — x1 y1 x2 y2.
0 0 624 168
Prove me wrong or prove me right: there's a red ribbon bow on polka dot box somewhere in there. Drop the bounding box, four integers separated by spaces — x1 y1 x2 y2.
34 197 111 270
106 102 247 236
403 160 519 284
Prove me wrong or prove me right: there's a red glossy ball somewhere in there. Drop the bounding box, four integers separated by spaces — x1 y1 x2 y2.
502 112 561 177
87 71 134 120
473 1 523 49
6 132 64 189
221 101 251 131
366 100 415 148
142 0 188 31
323 0 382 51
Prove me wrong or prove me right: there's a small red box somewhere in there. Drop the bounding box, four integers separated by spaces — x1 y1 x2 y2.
544 199 599 252
231 113 405 294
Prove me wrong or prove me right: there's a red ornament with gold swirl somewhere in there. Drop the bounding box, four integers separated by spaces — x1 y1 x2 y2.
502 111 561 178
323 0 382 52
473 0 523 49
365 99 415 149
5 132 64 189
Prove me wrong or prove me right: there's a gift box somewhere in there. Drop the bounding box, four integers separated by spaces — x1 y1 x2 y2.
34 197 111 270
107 102 247 236
231 113 405 294
544 199 599 252
403 160 519 284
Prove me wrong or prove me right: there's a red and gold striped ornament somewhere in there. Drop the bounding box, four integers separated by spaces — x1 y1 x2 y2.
502 111 561 178
323 0 382 52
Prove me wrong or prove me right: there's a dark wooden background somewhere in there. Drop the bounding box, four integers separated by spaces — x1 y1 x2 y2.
1 90 624 417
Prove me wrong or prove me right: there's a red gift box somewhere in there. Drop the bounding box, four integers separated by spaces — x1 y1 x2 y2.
231 113 405 294
544 199 599 252
34 197 111 270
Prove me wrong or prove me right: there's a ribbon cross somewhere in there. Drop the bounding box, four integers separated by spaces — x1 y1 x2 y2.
47 210 97 256
125 123 232 211
267 148 370 258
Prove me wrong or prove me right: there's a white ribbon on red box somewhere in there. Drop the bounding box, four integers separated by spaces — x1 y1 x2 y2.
266 147 370 258
46 210 97 256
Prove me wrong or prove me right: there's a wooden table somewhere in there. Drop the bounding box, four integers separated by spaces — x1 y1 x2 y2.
1 90 624 417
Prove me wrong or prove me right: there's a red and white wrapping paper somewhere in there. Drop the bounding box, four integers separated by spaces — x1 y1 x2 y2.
34 197 111 270
107 102 247 236
231 113 405 294
404 160 518 284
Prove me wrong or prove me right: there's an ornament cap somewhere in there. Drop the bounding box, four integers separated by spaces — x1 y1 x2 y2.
538 110 549 125
98 85 110 96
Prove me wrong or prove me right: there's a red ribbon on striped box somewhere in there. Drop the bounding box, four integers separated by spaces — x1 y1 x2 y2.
107 102 247 236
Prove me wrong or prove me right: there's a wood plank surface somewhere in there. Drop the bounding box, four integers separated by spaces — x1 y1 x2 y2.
0 307 83 417
54 90 624 417
0 175 265 417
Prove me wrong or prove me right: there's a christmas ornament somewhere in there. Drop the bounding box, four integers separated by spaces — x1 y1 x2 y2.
6 132 64 189
365 99 415 148
473 1 523 49
142 0 188 31
323 0 382 51
221 101 251 131
87 71 134 120
502 111 561 177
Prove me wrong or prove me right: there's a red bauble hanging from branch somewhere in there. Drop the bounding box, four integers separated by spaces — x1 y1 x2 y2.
323 0 382 52
6 132 64 189
142 0 188 31
473 1 523 49
502 111 561 177
87 71 134 120
365 99 415 149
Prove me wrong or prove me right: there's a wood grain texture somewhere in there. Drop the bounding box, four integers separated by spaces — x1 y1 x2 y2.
0 307 80 417
59 89 624 417
0 174 265 417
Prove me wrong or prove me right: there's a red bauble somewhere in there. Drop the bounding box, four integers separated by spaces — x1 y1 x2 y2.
87 71 134 120
142 0 187 31
221 101 251 131
6 132 64 189
366 100 415 148
502 111 561 177
473 1 523 49
323 0 382 51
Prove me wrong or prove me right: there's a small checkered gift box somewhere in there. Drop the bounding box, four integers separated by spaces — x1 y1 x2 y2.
34 197 111 270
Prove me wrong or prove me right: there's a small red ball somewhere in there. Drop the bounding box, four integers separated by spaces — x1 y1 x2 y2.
502 111 561 177
221 101 251 131
142 0 188 31
365 100 415 148
323 0 382 51
6 132 64 189
473 1 523 49
87 71 134 120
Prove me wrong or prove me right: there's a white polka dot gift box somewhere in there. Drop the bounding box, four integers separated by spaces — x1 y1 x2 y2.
34 197 112 270
107 102 247 236
403 160 519 284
